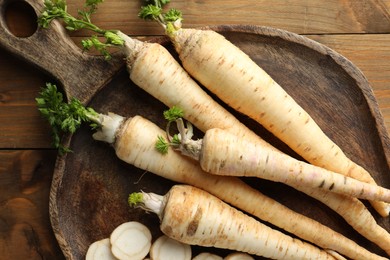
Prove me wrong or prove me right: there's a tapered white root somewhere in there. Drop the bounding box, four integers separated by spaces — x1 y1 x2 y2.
198 128 390 203
169 27 389 217
137 185 336 260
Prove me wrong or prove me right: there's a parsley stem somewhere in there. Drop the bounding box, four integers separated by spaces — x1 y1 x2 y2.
86 112 103 125
138 0 183 34
70 19 106 34
38 0 124 59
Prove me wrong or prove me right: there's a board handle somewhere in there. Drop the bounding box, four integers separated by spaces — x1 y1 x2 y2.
0 0 124 103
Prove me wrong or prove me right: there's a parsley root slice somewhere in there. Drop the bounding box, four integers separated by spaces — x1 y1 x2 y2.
167 120 390 204
149 235 192 260
85 238 117 260
109 221 152 260
37 85 386 259
139 0 389 217
129 185 337 260
192 252 223 260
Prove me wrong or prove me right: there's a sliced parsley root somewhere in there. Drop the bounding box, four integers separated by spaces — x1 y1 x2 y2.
224 252 254 260
149 235 192 260
85 238 116 260
192 252 223 260
36 83 124 153
109 221 152 260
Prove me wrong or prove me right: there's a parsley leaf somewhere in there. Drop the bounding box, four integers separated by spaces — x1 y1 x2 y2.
36 83 99 154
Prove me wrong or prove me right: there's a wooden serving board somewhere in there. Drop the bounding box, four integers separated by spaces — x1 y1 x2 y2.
1 0 389 258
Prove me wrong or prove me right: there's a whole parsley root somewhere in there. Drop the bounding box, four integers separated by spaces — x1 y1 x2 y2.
139 0 389 218
157 113 390 204
129 185 337 260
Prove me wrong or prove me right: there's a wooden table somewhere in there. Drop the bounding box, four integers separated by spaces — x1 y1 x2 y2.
1 0 389 259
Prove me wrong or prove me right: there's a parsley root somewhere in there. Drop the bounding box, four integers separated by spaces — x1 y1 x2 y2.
163 118 390 204
129 185 337 260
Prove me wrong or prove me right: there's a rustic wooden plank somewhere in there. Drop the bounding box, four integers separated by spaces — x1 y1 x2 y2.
2 0 390 37
0 150 63 259
0 49 53 149
4 0 388 36
61 0 390 35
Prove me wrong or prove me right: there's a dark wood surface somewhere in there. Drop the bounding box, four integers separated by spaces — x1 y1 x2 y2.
1 0 389 259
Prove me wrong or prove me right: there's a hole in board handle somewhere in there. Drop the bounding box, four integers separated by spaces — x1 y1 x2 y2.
4 0 37 37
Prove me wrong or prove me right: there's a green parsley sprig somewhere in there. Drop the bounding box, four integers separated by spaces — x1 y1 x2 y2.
139 0 183 34
38 0 124 59
155 106 184 154
36 83 100 154
155 106 191 154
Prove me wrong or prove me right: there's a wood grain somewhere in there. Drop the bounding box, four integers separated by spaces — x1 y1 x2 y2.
0 0 125 104
0 150 64 259
0 50 53 149
62 0 390 35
